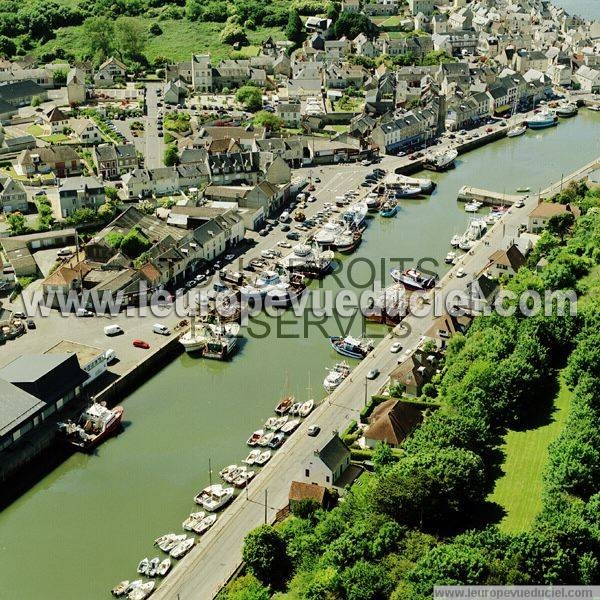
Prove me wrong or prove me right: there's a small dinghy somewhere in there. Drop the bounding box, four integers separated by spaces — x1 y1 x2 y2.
128 581 155 600
281 419 300 434
193 513 217 534
264 416 278 430
111 581 129 597
170 537 195 559
299 400 314 417
157 534 185 553
182 511 205 531
223 466 245 484
243 449 261 465
234 470 255 488
157 558 171 577
246 429 263 446
273 415 288 430
258 431 274 446
289 402 302 416
148 557 160 577
255 450 272 465
136 558 150 576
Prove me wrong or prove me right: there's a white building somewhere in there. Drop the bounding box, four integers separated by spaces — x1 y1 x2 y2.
300 433 351 487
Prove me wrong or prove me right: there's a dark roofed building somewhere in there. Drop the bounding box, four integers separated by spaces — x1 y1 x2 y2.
363 399 425 448
0 80 47 107
288 481 330 509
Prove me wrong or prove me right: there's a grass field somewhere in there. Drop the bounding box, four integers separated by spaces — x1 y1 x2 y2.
35 18 286 64
489 374 573 533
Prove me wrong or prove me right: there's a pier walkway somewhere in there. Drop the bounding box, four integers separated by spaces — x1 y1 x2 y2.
457 186 524 206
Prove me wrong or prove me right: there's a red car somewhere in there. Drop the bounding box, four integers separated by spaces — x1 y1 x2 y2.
486 127 493 132
133 339 150 349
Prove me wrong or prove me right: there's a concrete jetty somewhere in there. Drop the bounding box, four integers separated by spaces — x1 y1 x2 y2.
457 186 524 206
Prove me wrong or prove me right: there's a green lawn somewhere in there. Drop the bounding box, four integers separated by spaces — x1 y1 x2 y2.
489 375 573 533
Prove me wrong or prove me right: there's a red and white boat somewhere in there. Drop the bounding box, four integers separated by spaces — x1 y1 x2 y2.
58 402 124 451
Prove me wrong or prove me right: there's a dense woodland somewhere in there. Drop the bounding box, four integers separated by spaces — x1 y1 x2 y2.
219 185 600 599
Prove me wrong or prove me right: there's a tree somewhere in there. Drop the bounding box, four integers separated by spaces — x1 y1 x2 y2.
326 1 340 22
339 560 392 600
224 574 270 600
291 498 320 519
149 22 162 36
373 441 395 471
253 111 284 131
120 228 150 259
547 212 575 243
164 144 179 167
220 24 248 46
421 50 455 66
0 35 16 58
105 232 125 248
30 95 43 107
53 69 67 86
115 17 147 61
242 524 290 587
83 16 114 63
285 9 305 46
7 212 29 236
235 85 262 111
66 207 97 225
333 12 377 39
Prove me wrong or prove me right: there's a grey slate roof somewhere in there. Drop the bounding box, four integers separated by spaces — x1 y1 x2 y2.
318 435 350 471
0 378 46 438
0 80 46 102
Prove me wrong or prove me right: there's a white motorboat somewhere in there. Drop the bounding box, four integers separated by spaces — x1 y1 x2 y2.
289 402 302 416
128 581 155 600
255 450 272 465
507 124 527 137
243 449 261 465
299 399 314 417
219 464 238 479
445 251 457 264
323 362 351 392
268 431 285 448
179 317 240 359
450 234 461 248
157 534 186 553
223 466 245 484
182 511 205 531
202 486 234 512
125 581 142 595
194 484 223 506
258 431 275 447
147 557 160 578
157 558 171 577
281 419 300 434
234 470 255 488
458 218 487 251
193 513 217 535
464 201 482 213
136 558 149 576
170 537 195 559
111 581 129 597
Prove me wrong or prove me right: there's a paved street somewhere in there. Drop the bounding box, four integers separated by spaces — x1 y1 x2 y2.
144 82 165 169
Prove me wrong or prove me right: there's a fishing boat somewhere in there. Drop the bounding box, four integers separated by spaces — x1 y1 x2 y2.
588 105 600 112
255 450 272 465
246 429 263 446
279 244 334 278
394 184 422 199
450 234 462 248
129 581 155 600
342 202 368 227
323 362 351 392
182 511 205 531
243 449 261 465
314 221 345 247
330 335 374 359
264 277 307 308
281 419 301 434
299 399 314 417
202 486 234 512
193 484 223 506
268 431 285 448
527 107 557 129
556 103 577 117
425 148 458 171
458 218 487 251
58 403 123 452
147 557 160 578
170 537 195 559
507 124 527 137
179 317 239 359
445 251 457 264
193 513 217 535
111 581 129 597
275 396 294 415
364 284 407 325
365 195 381 212
157 559 171 577
334 228 362 254
136 558 150 576
385 174 435 194
390 268 437 291
379 201 399 217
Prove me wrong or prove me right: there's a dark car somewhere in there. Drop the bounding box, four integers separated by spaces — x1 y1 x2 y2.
314 177 321 183
27 319 35 330
259 229 269 236
158 131 163 137
281 224 290 232
307 425 320 437
286 232 300 240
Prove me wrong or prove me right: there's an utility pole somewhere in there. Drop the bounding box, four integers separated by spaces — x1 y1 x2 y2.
364 376 368 407
264 489 268 524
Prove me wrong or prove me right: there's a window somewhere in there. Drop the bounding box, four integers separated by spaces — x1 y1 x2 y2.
326 475 330 483
305 469 310 477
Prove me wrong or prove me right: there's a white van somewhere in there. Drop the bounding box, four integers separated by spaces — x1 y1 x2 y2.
76 308 94 317
104 324 123 336
152 323 170 336
105 349 116 364
279 211 290 223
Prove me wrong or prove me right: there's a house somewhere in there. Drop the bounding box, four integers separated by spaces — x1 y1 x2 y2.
408 0 434 16
42 106 69 135
49 176 106 220
362 399 425 448
70 118 102 145
305 17 333 37
288 481 331 510
121 167 180 199
485 244 526 278
66 67 86 105
276 100 301 127
575 65 600 93
163 79 186 105
93 143 139 180
527 202 580 233
0 353 88 451
0 80 47 109
15 146 82 178
341 0 360 12
389 348 441 396
191 54 213 92
0 177 28 214
370 112 429 153
94 57 127 85
300 433 351 487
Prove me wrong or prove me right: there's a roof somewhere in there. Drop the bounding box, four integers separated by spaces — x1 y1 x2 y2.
317 434 350 471
489 244 526 271
44 106 68 122
57 176 103 193
44 340 102 367
529 202 580 219
0 378 46 438
289 481 328 504
364 399 424 445
0 80 46 102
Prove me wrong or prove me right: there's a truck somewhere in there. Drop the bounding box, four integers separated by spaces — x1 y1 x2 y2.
103 324 123 336
152 323 170 336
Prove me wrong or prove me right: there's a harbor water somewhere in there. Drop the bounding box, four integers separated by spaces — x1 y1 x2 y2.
0 112 599 600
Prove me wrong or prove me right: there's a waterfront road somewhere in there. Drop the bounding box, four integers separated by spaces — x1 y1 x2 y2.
152 165 585 600
144 82 164 170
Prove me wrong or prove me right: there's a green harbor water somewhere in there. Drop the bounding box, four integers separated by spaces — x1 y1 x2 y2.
0 112 599 600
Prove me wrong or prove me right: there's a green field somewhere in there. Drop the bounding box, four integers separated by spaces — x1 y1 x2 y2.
489 375 573 533
35 18 286 64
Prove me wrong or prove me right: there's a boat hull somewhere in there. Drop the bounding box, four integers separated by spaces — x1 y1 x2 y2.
329 337 369 359
63 406 124 452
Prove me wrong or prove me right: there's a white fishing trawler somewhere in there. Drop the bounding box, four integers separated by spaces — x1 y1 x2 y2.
279 244 334 278
179 316 240 359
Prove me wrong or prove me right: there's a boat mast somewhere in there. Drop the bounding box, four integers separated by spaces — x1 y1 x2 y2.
208 457 212 488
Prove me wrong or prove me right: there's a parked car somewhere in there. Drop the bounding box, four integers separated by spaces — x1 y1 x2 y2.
76 308 94 317
225 254 235 261
314 177 321 183
105 349 117 364
259 228 269 236
57 247 73 257
367 368 380 380
280 224 290 232
286 232 300 240
456 267 466 278
27 319 35 330
133 339 150 349
307 425 321 437
390 342 402 353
